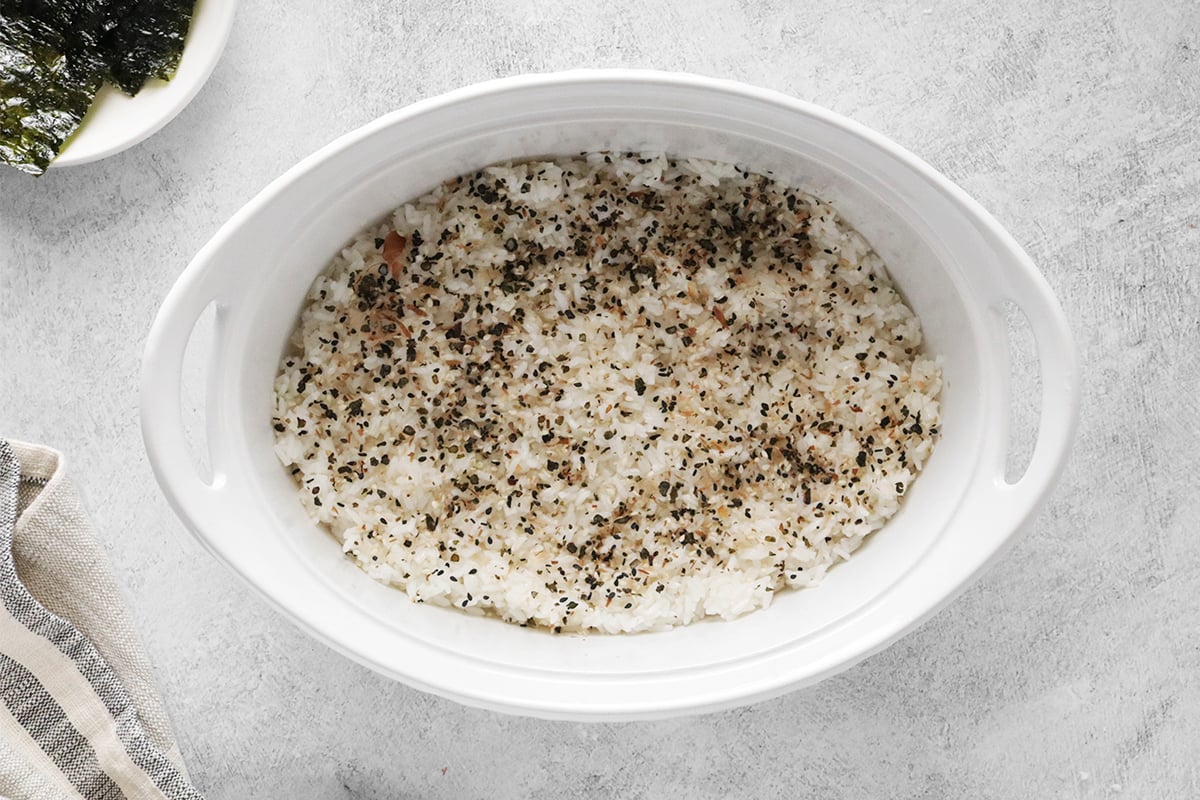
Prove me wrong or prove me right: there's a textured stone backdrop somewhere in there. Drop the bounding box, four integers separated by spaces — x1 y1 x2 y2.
1 0 1198 797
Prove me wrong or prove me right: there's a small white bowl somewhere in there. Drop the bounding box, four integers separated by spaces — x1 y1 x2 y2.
142 71 1079 721
50 0 236 168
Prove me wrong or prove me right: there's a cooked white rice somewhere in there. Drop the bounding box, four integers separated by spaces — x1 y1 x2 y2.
272 153 942 634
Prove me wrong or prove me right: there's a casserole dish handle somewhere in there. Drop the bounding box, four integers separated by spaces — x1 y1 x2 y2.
979 219 1079 534
140 261 228 543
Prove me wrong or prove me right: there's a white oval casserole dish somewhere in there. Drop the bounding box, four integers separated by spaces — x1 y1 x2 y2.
141 71 1079 721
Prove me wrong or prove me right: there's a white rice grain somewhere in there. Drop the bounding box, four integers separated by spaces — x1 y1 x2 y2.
273 153 942 634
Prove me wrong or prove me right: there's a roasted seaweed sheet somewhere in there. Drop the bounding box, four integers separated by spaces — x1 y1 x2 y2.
0 11 102 174
11 0 120 51
0 0 195 174
101 0 194 94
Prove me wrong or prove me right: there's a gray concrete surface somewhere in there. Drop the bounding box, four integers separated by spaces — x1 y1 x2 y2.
2 0 1198 796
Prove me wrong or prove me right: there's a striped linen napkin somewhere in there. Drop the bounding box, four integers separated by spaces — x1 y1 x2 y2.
0 439 204 800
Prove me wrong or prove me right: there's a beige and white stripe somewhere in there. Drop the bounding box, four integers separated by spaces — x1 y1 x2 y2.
0 439 204 800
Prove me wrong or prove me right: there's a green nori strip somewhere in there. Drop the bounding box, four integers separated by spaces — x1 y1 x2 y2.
0 11 102 174
0 0 196 173
18 0 194 94
100 0 195 95
11 0 121 58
